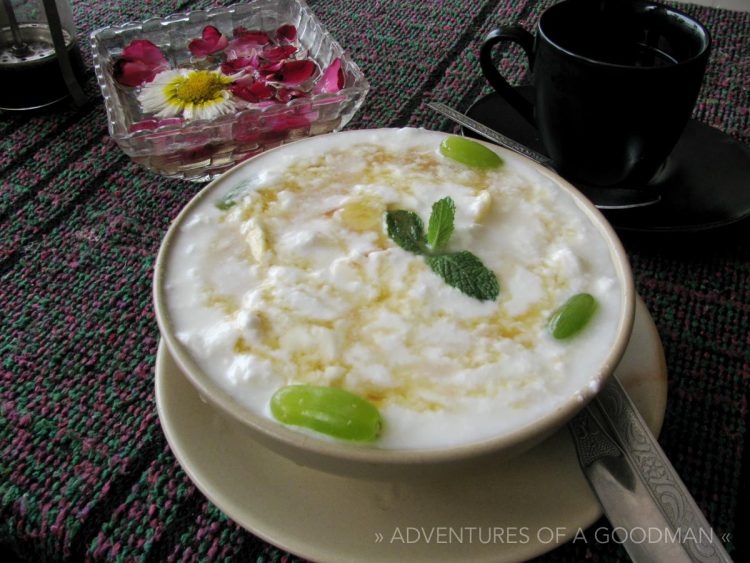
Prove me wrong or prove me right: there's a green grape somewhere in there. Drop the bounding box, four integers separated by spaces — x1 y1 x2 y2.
439 136 503 169
270 384 383 442
215 195 237 210
215 184 248 210
548 293 598 340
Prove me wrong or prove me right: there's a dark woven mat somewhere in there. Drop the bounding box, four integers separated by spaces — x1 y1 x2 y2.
1 0 748 561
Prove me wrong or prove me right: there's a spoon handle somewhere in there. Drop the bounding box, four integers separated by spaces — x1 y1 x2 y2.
427 102 556 168
570 376 733 563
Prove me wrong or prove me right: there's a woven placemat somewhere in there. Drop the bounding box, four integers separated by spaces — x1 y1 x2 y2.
1 1 747 561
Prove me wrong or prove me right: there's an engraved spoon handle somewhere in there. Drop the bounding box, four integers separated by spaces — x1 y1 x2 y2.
427 102 555 167
570 376 733 562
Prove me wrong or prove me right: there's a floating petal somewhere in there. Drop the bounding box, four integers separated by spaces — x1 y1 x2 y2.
128 117 183 132
269 110 316 131
122 40 168 66
189 25 229 57
275 24 297 43
114 39 169 87
231 79 275 103
275 60 316 86
275 88 307 103
261 45 297 63
313 58 344 94
221 56 258 74
225 31 268 59
258 61 284 75
233 28 270 44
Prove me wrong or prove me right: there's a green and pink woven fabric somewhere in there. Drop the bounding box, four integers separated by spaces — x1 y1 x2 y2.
1 0 748 561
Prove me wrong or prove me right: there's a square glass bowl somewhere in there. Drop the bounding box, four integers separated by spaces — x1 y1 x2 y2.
91 0 369 181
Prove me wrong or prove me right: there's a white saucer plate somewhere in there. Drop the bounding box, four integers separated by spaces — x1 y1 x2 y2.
156 297 666 562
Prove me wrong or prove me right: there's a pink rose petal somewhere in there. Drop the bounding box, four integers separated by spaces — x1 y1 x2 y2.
258 61 284 75
114 60 154 87
231 80 275 103
261 45 297 63
226 33 271 59
275 24 297 43
232 74 255 86
233 28 270 44
122 40 168 66
114 39 169 87
254 101 278 109
275 88 307 103
268 111 315 131
188 25 229 57
274 59 316 86
128 117 183 133
221 56 258 74
313 58 344 94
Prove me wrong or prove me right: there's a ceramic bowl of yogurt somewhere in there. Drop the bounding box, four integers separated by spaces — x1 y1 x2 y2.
153 127 635 478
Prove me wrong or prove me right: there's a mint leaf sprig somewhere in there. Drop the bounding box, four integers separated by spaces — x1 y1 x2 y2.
385 197 499 302
427 196 455 250
385 209 427 254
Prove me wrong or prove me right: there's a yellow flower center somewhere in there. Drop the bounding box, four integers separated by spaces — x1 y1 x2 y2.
171 71 230 104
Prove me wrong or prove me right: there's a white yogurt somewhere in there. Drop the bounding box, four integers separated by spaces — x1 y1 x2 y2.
164 128 624 449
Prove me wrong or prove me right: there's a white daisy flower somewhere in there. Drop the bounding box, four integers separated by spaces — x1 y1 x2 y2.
138 69 236 121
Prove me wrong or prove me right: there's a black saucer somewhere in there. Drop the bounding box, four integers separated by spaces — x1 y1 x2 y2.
465 88 750 233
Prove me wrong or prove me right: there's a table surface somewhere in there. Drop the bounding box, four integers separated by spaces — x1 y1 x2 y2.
682 0 749 10
1 1 748 562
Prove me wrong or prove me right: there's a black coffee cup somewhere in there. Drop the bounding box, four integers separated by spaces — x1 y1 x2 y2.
480 0 711 188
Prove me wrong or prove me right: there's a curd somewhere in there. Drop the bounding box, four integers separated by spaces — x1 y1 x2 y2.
164 128 624 449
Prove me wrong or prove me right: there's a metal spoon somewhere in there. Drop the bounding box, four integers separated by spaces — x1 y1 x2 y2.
427 101 662 210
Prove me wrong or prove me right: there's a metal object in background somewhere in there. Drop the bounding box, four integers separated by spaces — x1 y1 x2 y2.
0 0 87 111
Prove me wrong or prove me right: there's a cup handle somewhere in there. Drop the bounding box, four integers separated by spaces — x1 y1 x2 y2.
479 26 535 125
